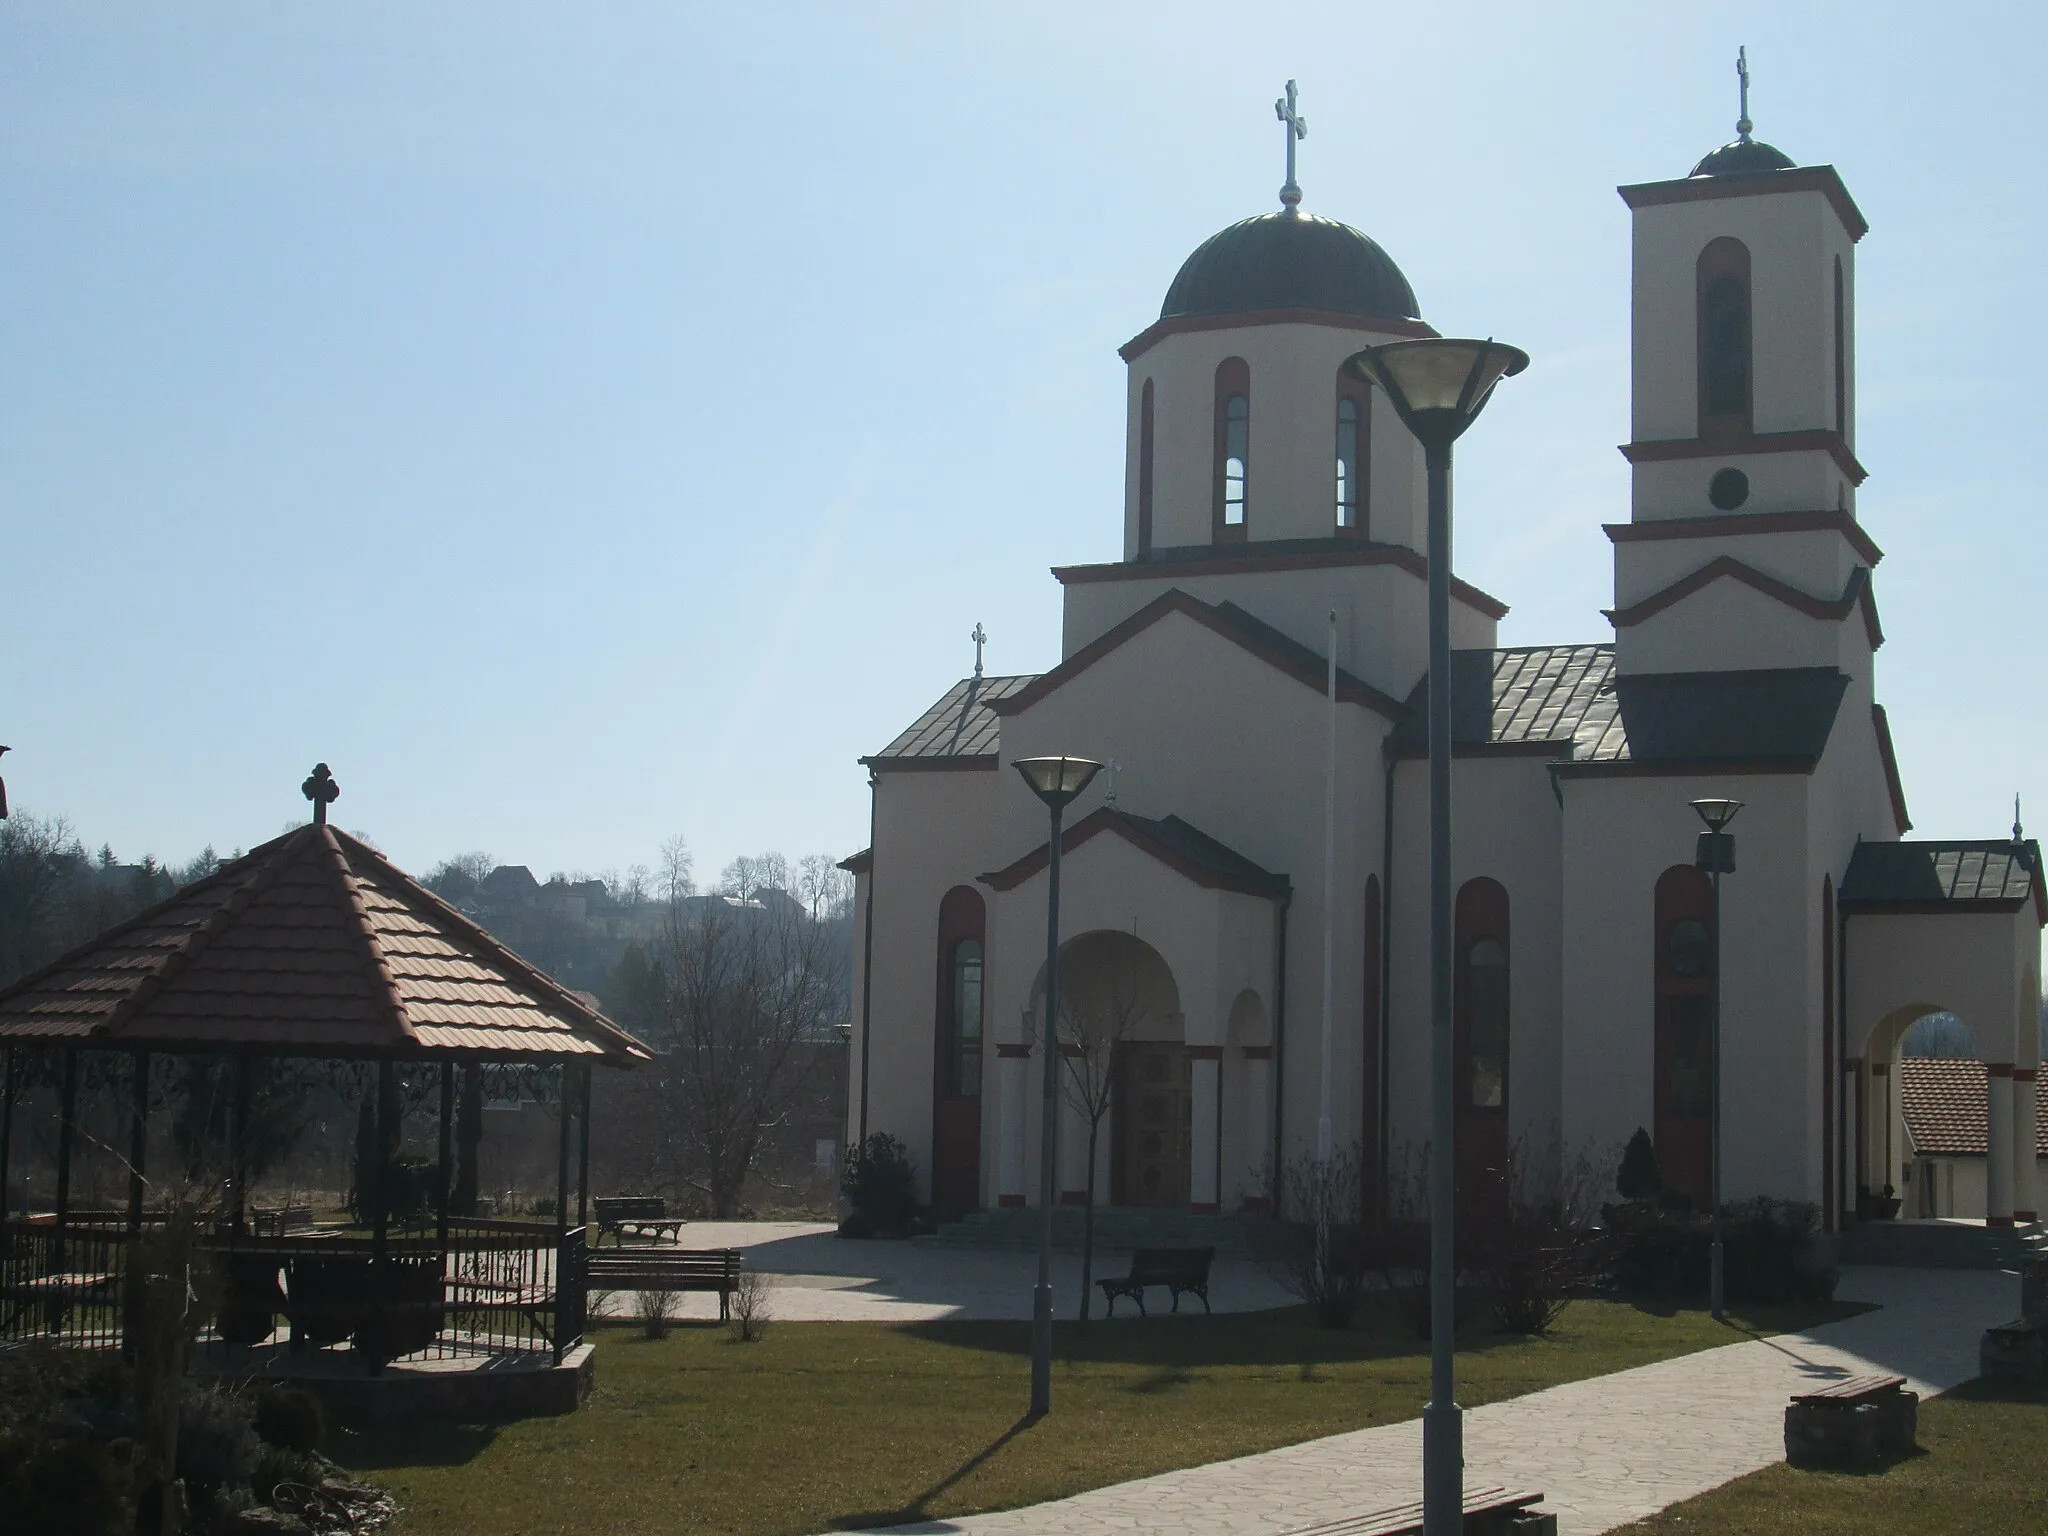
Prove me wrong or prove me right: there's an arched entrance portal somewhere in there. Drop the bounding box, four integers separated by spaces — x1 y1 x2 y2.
1854 1002 1964 1221
1039 931 1184 1209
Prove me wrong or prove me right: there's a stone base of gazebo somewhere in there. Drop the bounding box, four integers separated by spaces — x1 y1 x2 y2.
189 1338 595 1420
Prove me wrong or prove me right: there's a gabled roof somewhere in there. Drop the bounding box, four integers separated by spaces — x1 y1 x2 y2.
1385 649 1850 775
978 808 1289 900
1388 645 1619 760
0 824 651 1063
1899 1058 2048 1158
988 588 1408 722
863 673 1039 770
1840 839 2045 919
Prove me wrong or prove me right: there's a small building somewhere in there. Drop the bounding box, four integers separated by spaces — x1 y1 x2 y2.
1899 1058 2048 1219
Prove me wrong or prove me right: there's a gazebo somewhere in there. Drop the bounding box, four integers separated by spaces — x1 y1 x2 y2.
0 765 649 1393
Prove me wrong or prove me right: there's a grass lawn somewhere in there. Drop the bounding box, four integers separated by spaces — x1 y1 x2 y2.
1611 1377 2048 1533
338 1294 1859 1536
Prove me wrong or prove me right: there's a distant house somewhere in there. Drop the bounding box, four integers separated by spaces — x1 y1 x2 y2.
481 864 541 908
1900 1059 2048 1218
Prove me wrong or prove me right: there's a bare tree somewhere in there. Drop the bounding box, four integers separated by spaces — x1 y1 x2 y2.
1056 970 1149 1321
641 852 850 1216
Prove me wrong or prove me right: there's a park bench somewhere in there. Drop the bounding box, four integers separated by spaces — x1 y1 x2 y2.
1097 1246 1213 1316
592 1196 688 1247
1278 1484 1554 1534
251 1205 315 1236
1784 1372 1917 1467
585 1247 743 1321
1980 1315 2045 1386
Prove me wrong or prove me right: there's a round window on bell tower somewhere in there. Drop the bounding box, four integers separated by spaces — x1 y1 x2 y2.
1708 467 1750 510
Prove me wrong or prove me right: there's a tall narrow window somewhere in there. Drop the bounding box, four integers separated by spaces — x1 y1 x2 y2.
1655 864 1715 1209
1697 237 1753 435
1213 357 1250 541
1833 256 1847 437
1336 399 1360 530
1454 877 1511 1223
1335 371 1370 536
1137 378 1155 555
950 939 984 1098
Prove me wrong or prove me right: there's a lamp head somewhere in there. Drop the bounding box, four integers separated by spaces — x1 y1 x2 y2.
1690 797 1744 832
1013 755 1103 811
1342 337 1529 453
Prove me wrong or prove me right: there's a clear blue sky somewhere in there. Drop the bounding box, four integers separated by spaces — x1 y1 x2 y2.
4 3 2042 881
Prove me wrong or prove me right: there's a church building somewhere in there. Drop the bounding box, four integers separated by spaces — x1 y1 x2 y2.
841 84 2044 1235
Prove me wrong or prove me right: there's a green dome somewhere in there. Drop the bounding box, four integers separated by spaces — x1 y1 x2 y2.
1161 211 1420 323
1690 138 1797 177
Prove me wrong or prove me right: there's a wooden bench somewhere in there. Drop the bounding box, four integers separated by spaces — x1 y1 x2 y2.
251 1205 314 1237
1278 1484 1554 1534
1784 1372 1916 1467
1098 1246 1214 1316
592 1196 688 1247
585 1247 743 1321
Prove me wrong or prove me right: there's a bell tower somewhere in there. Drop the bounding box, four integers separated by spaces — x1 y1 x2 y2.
1607 54 1878 680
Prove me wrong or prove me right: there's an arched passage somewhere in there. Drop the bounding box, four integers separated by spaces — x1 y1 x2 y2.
1029 931 1186 1209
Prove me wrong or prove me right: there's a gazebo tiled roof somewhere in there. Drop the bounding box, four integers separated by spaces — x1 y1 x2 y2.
0 821 650 1064
1899 1058 2048 1158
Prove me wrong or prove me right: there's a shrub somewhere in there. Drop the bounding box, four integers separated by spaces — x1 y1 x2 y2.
1601 1196 1836 1304
1615 1127 1663 1203
176 1384 259 1508
1266 1148 1371 1328
640 1288 680 1340
251 1384 325 1455
0 1430 133 1536
728 1267 772 1343
840 1134 920 1238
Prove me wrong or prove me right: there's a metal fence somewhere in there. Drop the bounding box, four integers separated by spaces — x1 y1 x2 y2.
0 1216 588 1367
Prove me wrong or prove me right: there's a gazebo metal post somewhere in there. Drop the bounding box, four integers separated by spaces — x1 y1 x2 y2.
54 1047 78 1225
229 1053 253 1231
436 1063 454 1246
126 1051 149 1235
576 1062 592 1229
370 1059 397 1374
555 1064 572 1235
456 1063 482 1217
0 1046 16 1263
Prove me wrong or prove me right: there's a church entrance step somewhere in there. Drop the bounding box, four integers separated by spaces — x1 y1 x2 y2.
1838 1218 2046 1270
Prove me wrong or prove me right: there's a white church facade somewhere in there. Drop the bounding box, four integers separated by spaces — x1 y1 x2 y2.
842 95 2044 1234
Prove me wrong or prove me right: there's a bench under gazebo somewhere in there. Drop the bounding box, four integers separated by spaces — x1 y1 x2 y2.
0 765 650 1407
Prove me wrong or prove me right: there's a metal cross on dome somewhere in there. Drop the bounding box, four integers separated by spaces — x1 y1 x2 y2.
302 762 340 826
1275 79 1307 211
1736 46 1753 141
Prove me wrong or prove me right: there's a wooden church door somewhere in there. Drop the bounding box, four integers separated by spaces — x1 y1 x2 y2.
1116 1043 1191 1207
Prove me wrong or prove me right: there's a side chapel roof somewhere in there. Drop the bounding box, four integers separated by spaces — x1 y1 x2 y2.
0 823 651 1063
1840 840 2045 916
979 807 1288 899
1899 1058 2048 1158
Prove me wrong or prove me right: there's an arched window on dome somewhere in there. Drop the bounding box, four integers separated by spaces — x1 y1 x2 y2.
1213 357 1250 542
1697 237 1752 436
1335 369 1371 537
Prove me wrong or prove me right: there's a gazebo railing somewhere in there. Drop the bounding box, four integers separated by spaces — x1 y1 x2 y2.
0 1217 588 1367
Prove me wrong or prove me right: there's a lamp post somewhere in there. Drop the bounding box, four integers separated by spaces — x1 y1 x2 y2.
1344 338 1527 1536
1014 753 1103 1417
1690 796 1742 1322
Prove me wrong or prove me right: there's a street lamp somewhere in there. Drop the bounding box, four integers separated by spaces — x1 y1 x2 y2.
1691 796 1742 1322
1345 337 1527 1536
1014 753 1103 1417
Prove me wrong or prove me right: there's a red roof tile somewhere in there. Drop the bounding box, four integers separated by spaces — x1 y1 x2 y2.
1898 1058 2048 1158
0 825 649 1065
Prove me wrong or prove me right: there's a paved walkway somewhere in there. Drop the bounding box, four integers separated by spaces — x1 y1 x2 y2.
593 1221 1295 1322
833 1264 2018 1536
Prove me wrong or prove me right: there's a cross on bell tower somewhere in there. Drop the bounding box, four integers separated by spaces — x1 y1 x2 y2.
1275 79 1307 212
302 762 340 827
